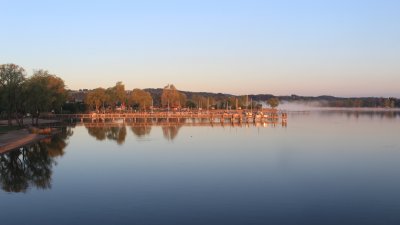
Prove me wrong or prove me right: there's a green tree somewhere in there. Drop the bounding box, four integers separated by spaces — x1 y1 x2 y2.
85 88 109 112
185 100 197 109
129 89 152 110
267 97 279 108
0 64 26 126
25 70 67 125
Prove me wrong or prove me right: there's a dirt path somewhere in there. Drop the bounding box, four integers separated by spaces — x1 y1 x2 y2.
0 129 45 154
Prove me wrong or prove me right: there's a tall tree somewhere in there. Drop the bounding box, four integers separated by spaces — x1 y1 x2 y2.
25 70 67 125
85 88 109 112
0 64 26 126
129 88 152 110
107 82 126 109
161 84 182 108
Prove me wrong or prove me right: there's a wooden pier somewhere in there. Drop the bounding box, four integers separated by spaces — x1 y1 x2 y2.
80 120 287 128
47 109 287 125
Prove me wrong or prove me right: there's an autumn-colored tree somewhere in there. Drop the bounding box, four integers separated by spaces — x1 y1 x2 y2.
161 84 182 108
129 89 152 110
107 82 126 109
85 88 109 112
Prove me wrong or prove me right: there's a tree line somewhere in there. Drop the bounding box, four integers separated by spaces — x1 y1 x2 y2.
0 64 66 126
81 83 276 113
1 64 278 127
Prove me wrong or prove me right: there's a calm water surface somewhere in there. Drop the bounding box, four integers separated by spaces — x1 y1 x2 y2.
1 110 400 225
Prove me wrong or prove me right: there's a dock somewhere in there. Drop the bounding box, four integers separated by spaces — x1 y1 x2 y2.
48 109 288 125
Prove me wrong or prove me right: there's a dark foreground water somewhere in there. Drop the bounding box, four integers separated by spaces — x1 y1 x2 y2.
1 110 400 225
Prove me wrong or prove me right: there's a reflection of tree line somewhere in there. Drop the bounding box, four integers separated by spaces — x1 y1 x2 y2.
85 125 127 145
0 127 73 193
161 125 182 141
85 124 183 142
85 116 287 143
318 110 400 119
131 124 182 141
131 126 151 137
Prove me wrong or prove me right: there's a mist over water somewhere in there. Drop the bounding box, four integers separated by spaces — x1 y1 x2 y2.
278 101 326 111
278 100 400 112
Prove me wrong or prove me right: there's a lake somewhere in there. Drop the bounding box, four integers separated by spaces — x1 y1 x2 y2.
1 110 400 225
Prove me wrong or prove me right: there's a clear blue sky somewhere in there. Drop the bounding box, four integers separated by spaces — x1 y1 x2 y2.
1 0 399 97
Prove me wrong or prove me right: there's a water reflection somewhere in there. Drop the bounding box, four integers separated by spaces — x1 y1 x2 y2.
286 109 400 123
314 109 400 119
45 127 74 158
83 119 287 142
2 110 400 225
85 125 127 145
0 127 73 193
130 126 151 138
85 124 183 141
161 125 183 141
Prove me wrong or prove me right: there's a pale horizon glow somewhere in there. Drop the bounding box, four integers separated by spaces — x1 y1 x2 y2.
1 0 399 97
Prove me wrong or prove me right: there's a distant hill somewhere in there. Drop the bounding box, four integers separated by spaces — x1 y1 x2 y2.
69 88 399 109
144 89 399 108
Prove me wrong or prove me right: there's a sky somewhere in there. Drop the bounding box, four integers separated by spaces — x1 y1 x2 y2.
1 0 399 97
